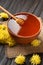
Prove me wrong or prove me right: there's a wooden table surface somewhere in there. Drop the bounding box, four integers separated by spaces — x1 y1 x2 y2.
0 0 43 65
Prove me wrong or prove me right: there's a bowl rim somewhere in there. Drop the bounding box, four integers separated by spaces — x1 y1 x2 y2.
7 12 42 38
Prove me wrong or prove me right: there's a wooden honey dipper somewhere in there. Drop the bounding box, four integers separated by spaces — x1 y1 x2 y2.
0 6 24 25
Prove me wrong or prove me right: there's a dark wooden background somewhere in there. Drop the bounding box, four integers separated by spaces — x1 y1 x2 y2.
0 0 43 65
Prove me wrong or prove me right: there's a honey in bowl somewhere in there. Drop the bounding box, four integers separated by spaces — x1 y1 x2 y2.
7 12 41 44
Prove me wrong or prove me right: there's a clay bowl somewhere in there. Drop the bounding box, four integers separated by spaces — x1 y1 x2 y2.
7 12 42 45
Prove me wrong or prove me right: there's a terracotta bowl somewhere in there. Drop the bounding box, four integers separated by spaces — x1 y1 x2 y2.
7 12 42 44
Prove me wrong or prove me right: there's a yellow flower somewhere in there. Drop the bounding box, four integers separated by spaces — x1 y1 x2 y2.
31 39 41 47
14 54 26 64
0 12 9 18
30 54 41 65
0 24 16 46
